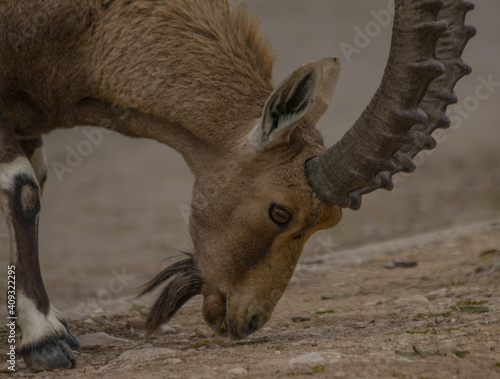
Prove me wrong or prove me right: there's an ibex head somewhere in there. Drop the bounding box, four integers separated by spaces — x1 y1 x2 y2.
142 0 475 339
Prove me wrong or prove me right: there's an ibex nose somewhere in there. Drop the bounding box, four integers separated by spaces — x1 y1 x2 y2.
247 314 263 335
234 313 264 338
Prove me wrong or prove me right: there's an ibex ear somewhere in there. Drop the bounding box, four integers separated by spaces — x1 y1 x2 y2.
246 57 340 151
307 57 340 125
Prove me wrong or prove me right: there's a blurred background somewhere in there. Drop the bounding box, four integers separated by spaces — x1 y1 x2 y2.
1 0 498 315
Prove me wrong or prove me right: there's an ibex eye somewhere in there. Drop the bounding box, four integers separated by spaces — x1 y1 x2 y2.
269 204 291 225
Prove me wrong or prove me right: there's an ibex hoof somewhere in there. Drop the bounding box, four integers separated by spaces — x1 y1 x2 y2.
22 337 76 372
59 319 80 349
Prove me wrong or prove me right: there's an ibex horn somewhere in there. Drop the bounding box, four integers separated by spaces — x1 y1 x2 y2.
306 0 476 210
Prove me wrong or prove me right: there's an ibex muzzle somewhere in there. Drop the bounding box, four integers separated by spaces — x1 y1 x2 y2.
0 0 475 371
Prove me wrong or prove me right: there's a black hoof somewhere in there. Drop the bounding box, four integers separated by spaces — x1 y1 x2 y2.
21 337 76 372
60 319 80 349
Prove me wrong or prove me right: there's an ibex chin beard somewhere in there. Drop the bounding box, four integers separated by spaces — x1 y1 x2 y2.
141 256 271 339
140 253 203 335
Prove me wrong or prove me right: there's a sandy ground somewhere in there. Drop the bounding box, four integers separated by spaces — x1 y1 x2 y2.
2 219 500 378
1 0 499 377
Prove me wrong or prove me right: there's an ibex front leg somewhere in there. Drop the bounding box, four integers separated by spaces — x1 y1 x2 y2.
0 123 78 371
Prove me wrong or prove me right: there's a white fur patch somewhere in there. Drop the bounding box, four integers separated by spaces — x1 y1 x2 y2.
0 156 39 264
17 293 66 349
0 156 38 192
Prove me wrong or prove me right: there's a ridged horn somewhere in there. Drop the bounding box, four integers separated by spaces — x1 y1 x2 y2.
306 0 476 210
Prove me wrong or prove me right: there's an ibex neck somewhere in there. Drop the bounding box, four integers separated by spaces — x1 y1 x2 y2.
86 0 276 154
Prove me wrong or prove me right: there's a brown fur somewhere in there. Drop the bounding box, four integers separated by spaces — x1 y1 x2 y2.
1 0 342 343
1 0 275 148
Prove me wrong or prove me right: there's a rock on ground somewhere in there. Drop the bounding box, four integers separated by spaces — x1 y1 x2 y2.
77 332 132 348
289 352 325 369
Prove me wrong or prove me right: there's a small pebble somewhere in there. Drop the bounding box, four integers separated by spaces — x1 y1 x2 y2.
97 364 109 373
384 259 418 269
321 295 335 300
291 316 311 322
397 357 414 363
227 367 248 378
383 261 395 269
438 339 457 356
289 352 325 369
393 259 418 268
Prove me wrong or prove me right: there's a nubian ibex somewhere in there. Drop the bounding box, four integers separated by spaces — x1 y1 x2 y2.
0 0 475 372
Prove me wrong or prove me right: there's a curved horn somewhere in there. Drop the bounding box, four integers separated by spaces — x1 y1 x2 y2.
306 0 476 209
347 0 477 210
